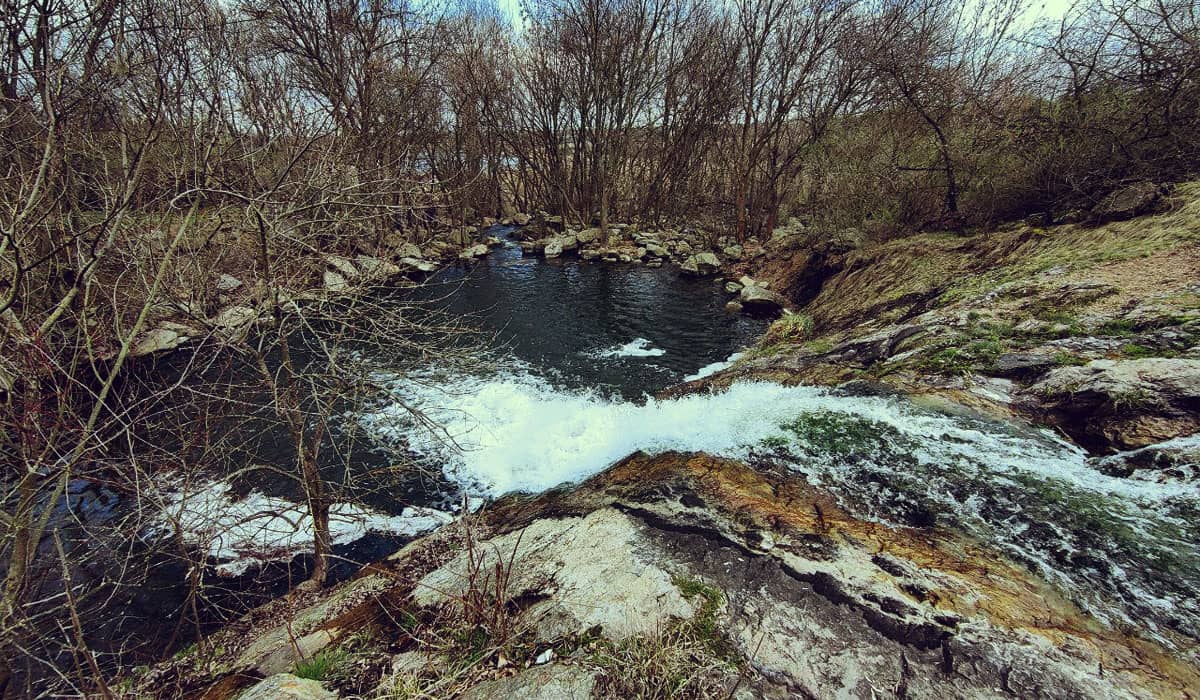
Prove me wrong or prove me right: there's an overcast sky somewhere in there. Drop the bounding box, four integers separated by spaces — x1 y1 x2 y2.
489 0 1080 31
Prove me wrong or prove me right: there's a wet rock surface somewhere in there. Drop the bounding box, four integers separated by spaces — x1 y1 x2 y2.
139 453 1200 699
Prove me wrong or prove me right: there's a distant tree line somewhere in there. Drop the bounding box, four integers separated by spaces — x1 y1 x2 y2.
0 0 1197 695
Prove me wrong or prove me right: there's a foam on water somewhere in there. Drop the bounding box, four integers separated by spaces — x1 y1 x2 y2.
358 364 1200 642
148 481 452 576
590 337 666 358
684 352 745 381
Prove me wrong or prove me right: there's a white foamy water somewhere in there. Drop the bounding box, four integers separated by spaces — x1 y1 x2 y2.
684 351 745 381
149 481 452 576
358 364 1200 642
590 337 666 358
359 366 1192 503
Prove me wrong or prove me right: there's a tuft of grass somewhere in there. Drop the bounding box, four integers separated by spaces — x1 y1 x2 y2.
293 648 347 681
672 577 725 650
588 577 746 699
1097 319 1138 337
1119 343 1157 359
804 338 834 354
764 313 814 345
1053 352 1087 366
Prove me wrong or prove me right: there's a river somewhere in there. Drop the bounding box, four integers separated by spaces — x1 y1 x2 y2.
170 225 1199 653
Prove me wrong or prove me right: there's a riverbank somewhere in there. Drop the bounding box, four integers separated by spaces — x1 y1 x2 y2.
676 181 1200 456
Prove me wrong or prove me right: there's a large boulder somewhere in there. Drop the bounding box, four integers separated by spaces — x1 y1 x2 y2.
1091 181 1162 223
738 284 788 312
680 252 720 276
543 237 564 258
643 242 668 258
1025 358 1200 451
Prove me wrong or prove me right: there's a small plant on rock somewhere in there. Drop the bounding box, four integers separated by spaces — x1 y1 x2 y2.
764 313 815 344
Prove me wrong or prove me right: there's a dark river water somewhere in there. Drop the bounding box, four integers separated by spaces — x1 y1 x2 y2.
406 226 767 399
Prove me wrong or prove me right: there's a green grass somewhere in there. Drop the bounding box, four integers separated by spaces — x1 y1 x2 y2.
293 649 346 681
1119 343 1158 359
764 313 814 344
1097 319 1137 337
672 576 724 647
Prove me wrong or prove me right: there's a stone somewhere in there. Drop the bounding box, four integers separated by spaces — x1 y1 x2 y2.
558 234 579 251
132 326 189 356
544 238 564 258
513 212 532 226
458 664 597 700
248 629 337 676
239 673 334 700
1091 181 1161 223
459 243 489 260
211 305 258 336
723 244 743 261
324 254 359 280
644 242 668 258
355 255 401 280
738 285 788 312
215 273 242 292
988 352 1057 379
399 257 437 273
724 281 744 294
397 242 423 259
681 252 720 276
725 300 743 313
576 227 601 245
449 226 476 246
738 275 766 289
414 509 698 643
1026 358 1200 451
323 269 349 292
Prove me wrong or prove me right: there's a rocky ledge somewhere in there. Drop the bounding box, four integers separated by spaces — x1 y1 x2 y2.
134 452 1197 699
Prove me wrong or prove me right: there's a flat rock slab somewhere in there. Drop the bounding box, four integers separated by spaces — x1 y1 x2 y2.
239 673 334 700
458 664 597 700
